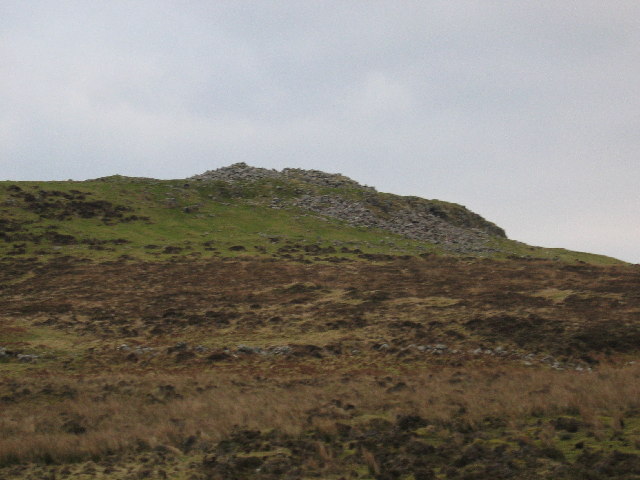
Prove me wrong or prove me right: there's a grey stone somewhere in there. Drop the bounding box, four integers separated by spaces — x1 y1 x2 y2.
135 346 154 355
271 345 292 355
236 344 264 354
17 354 39 363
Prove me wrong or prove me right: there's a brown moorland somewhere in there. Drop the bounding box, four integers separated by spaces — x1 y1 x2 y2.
1 254 640 479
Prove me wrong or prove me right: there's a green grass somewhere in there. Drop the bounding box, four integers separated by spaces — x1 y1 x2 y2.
0 178 625 265
0 179 436 261
489 237 624 265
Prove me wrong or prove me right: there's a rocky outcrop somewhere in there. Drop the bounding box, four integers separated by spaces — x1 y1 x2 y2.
191 162 374 190
191 163 282 183
292 194 494 253
191 163 505 254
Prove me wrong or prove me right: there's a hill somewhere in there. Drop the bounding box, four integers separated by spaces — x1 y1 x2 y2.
0 163 623 264
1 164 639 479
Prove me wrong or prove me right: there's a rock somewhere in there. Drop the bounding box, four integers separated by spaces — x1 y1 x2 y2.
270 345 292 355
190 162 371 190
135 346 154 355
17 354 38 363
236 345 264 354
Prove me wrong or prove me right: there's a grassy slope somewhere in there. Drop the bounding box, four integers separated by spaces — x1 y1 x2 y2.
0 178 438 260
0 177 624 265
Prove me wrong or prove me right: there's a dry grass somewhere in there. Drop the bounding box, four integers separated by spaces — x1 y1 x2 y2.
408 365 640 425
1 364 640 466
361 448 380 475
1 256 639 476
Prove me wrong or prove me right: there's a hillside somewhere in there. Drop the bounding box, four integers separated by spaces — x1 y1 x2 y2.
0 163 623 264
1 165 639 479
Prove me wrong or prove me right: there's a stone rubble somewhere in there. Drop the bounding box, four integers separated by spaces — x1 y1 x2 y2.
292 194 494 253
0 347 40 363
110 340 592 371
16 354 39 363
190 163 504 254
191 162 374 190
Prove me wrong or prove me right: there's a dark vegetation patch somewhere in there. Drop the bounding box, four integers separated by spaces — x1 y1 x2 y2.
466 314 566 349
5 187 149 224
467 314 640 355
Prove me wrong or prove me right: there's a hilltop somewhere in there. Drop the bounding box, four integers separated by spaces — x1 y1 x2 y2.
0 163 622 264
1 164 639 479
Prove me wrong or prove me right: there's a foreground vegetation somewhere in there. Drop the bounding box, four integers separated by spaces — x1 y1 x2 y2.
1 253 639 479
2 365 640 479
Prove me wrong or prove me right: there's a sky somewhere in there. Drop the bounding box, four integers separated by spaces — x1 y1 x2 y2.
1 1 639 263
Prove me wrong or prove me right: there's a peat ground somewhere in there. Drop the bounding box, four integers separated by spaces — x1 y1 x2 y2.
1 255 640 479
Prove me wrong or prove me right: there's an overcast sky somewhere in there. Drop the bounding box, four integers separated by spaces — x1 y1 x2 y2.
2 1 639 262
